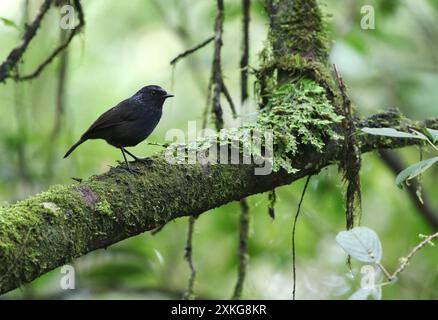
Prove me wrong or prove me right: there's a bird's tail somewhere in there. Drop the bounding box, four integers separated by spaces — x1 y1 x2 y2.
64 139 86 158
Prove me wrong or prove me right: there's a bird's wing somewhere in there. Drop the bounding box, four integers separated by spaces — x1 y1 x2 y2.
81 99 139 139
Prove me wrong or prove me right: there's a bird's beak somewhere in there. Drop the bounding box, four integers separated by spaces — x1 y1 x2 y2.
164 93 174 99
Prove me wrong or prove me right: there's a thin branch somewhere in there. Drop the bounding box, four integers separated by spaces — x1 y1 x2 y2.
240 0 250 103
221 80 237 118
201 78 213 129
232 199 250 299
14 0 84 81
390 232 438 280
183 215 197 300
211 0 225 129
379 149 438 230
170 36 215 66
232 0 251 300
0 0 52 83
292 175 312 300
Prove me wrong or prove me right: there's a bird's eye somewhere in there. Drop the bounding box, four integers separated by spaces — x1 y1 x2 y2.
151 90 157 96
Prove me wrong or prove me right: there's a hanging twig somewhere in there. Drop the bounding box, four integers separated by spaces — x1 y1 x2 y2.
240 0 250 103
170 36 215 66
210 0 237 127
292 175 312 300
333 64 362 231
232 0 251 300
183 215 197 300
221 80 237 118
201 78 213 129
232 199 250 299
211 0 225 129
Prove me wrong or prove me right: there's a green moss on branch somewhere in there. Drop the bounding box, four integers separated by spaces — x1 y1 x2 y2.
0 109 436 294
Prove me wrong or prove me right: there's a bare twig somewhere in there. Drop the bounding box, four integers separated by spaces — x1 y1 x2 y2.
211 0 225 129
232 199 250 299
390 232 438 280
0 0 52 83
231 0 251 300
201 78 213 129
240 0 250 103
183 215 197 300
221 80 237 118
292 175 312 300
14 0 84 81
170 36 215 66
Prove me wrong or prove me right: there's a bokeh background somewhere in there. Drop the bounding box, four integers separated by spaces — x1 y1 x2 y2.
0 0 437 299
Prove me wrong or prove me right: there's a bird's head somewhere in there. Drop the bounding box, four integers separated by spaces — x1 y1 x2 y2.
134 85 174 106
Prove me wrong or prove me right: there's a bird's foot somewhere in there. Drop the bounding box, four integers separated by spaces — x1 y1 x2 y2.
116 162 141 175
135 157 153 166
124 165 141 175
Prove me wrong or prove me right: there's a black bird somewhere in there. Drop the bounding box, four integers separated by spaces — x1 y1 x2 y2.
64 85 174 173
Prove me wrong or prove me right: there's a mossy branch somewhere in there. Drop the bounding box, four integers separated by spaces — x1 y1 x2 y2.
0 110 437 294
0 0 436 297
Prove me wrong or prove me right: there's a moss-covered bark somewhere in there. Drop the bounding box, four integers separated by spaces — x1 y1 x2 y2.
1 0 437 295
0 110 436 294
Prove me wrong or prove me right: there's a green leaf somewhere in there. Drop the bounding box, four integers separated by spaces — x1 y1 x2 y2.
361 127 428 140
426 128 438 143
0 17 19 30
395 157 438 187
336 227 382 263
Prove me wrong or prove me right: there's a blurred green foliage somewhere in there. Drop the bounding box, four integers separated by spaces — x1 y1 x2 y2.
0 0 437 299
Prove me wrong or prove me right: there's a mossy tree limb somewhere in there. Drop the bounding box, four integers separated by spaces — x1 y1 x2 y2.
0 110 437 294
1 0 436 297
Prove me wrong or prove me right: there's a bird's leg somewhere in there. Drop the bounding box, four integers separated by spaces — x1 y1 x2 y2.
120 148 140 174
122 148 153 166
